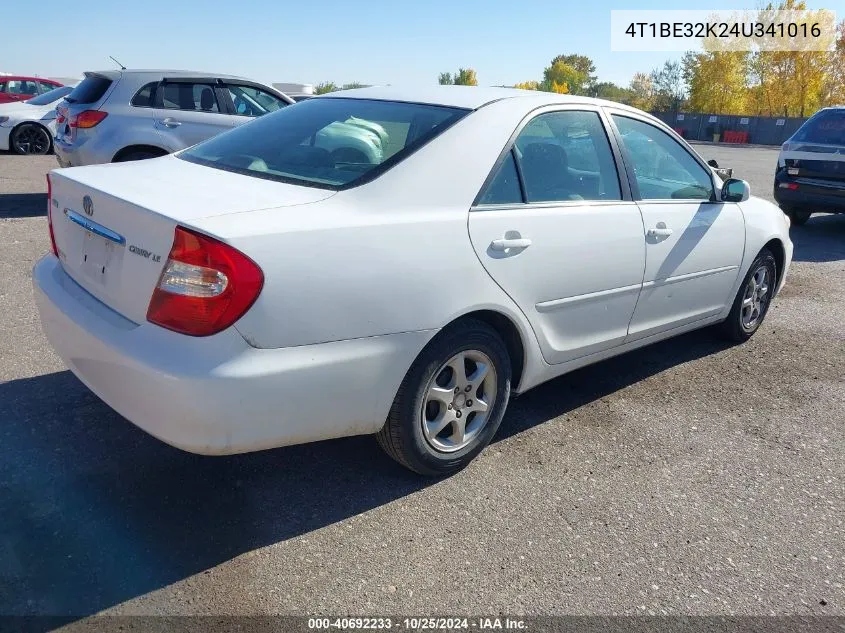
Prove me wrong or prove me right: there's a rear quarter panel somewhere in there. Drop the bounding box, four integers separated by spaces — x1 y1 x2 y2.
191 97 548 375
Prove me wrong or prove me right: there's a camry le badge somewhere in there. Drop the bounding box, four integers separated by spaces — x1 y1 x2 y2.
83 195 94 216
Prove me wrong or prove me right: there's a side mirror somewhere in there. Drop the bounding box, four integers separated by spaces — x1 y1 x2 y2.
722 178 750 203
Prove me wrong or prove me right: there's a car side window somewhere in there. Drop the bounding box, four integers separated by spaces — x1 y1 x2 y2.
131 82 158 107
478 151 522 205
0 81 6 93
227 84 285 117
515 110 621 203
612 115 713 201
8 80 39 96
161 82 220 113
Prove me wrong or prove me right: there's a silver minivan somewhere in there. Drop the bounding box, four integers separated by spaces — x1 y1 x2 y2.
54 69 294 167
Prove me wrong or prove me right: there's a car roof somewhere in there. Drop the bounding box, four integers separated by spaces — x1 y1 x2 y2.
84 69 258 82
0 76 61 82
319 85 647 113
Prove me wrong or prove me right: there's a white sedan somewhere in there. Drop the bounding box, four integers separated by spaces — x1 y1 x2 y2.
33 86 793 475
0 85 73 155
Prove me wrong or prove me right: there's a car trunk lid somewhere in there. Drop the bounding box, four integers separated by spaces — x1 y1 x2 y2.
49 156 334 324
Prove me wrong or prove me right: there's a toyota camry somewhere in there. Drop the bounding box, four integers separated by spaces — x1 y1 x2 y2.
33 86 793 475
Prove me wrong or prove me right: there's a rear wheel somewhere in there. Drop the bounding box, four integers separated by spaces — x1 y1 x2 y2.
719 248 777 343
10 123 52 155
113 149 166 162
785 209 811 225
377 319 511 476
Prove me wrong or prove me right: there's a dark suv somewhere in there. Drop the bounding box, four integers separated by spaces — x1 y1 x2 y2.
774 106 845 225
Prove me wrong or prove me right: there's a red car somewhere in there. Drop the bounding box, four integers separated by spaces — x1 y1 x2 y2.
0 76 63 104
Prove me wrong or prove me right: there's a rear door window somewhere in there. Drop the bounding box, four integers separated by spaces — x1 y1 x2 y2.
512 110 622 203
66 75 113 104
792 110 845 146
161 83 220 113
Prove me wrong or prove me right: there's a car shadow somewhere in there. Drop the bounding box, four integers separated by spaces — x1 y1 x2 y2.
0 329 731 625
0 192 47 218
789 213 845 263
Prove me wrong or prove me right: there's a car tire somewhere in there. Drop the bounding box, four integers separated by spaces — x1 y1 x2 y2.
376 319 511 476
114 150 164 162
10 123 52 155
719 248 778 343
785 209 811 225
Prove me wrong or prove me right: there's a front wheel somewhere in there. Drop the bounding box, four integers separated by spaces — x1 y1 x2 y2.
377 319 511 476
10 123 52 155
719 248 777 343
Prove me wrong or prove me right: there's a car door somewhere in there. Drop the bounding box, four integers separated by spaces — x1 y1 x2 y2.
152 79 237 148
468 107 646 365
609 111 745 341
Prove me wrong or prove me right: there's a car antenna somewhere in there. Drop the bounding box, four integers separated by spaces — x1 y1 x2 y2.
109 56 127 70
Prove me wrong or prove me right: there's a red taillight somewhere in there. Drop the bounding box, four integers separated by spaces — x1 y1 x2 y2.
70 110 108 129
786 183 799 190
46 174 58 257
146 226 264 337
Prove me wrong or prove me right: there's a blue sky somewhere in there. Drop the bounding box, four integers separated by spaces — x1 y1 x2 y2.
3 0 843 88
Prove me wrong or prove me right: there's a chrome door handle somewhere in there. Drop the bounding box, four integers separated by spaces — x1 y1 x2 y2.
160 117 181 128
490 237 532 251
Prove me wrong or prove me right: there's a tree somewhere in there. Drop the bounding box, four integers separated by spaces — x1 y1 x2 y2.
541 60 586 94
513 81 540 91
453 68 478 86
820 20 845 108
628 72 655 111
438 69 478 86
314 82 338 95
683 50 748 114
341 82 367 90
650 60 686 112
549 54 596 94
592 81 633 104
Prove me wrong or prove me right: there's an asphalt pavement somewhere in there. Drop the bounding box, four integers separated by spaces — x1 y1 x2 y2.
0 146 842 624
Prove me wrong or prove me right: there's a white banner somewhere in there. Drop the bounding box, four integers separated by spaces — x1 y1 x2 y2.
611 9 837 52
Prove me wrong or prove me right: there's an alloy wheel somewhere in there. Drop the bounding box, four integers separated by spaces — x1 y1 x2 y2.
740 265 771 332
420 350 498 453
13 125 51 155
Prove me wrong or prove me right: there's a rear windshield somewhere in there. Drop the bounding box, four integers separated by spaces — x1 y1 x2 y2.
65 75 113 105
179 98 469 189
792 110 845 146
25 86 73 106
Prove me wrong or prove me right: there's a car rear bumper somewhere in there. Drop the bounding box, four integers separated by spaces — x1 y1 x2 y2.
773 170 845 213
54 136 112 167
33 255 433 455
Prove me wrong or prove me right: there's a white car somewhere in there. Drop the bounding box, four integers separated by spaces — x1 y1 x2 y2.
33 86 793 475
0 85 73 155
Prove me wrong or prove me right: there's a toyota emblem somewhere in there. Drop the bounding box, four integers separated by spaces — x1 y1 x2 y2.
83 195 94 217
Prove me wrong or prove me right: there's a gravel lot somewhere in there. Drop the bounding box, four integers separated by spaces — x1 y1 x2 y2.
1 145 843 624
